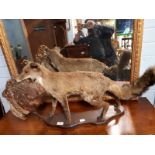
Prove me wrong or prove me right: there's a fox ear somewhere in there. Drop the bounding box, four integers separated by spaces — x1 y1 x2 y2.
30 62 39 69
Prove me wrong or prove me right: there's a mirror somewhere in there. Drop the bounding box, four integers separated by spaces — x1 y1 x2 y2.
0 19 144 82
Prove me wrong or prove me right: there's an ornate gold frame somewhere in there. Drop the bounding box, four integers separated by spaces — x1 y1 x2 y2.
0 19 144 81
0 20 18 78
130 19 144 82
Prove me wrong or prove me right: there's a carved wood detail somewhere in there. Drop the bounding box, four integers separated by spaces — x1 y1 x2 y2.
0 20 18 78
130 19 144 82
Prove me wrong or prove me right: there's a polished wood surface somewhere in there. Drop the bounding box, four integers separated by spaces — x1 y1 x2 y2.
61 45 89 58
0 97 154 135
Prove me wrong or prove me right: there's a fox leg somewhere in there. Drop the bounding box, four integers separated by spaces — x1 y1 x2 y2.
96 100 109 121
48 98 58 118
83 95 109 121
91 99 109 121
105 90 121 113
114 98 121 113
59 96 71 125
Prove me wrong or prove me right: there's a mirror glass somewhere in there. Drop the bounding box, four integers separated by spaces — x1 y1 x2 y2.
2 19 134 81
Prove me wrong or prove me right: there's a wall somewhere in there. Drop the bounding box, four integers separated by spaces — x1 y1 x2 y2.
140 19 155 105
0 46 11 112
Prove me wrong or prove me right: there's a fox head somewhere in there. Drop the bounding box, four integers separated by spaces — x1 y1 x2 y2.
17 62 43 83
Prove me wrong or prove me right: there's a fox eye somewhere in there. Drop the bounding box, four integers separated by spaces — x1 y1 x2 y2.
25 70 28 73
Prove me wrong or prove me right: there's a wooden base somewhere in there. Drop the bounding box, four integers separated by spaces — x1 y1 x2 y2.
1 98 155 134
34 105 124 128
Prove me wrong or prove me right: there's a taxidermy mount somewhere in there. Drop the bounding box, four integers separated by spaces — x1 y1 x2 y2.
13 61 155 125
36 45 131 80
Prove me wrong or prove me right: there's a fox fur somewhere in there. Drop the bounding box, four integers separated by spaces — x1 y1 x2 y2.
36 45 131 80
17 61 155 124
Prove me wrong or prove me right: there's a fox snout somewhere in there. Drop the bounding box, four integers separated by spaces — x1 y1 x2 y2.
16 73 29 82
16 75 24 82
16 77 21 82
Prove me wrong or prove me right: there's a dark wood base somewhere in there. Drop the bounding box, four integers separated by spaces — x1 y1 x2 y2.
0 98 155 135
35 106 124 128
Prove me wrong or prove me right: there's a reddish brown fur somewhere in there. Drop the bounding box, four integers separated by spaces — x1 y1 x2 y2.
16 62 155 124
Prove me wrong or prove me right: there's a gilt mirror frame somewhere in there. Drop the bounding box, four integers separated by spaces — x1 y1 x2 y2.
0 19 144 82
0 20 18 78
130 19 144 82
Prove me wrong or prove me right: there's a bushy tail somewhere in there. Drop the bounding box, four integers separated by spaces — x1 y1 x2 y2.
130 66 155 96
120 66 155 100
103 50 131 80
117 50 131 72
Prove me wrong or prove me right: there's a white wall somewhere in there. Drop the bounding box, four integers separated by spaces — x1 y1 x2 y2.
0 46 11 112
140 19 155 105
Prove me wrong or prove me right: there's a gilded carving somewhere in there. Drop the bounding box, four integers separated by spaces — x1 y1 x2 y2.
130 19 144 81
0 20 18 78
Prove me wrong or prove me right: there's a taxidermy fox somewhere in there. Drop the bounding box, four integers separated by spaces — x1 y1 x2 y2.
36 45 131 80
17 61 155 124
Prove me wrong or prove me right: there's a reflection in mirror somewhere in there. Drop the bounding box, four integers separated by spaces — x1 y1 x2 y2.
3 19 32 73
0 19 142 82
72 19 133 81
